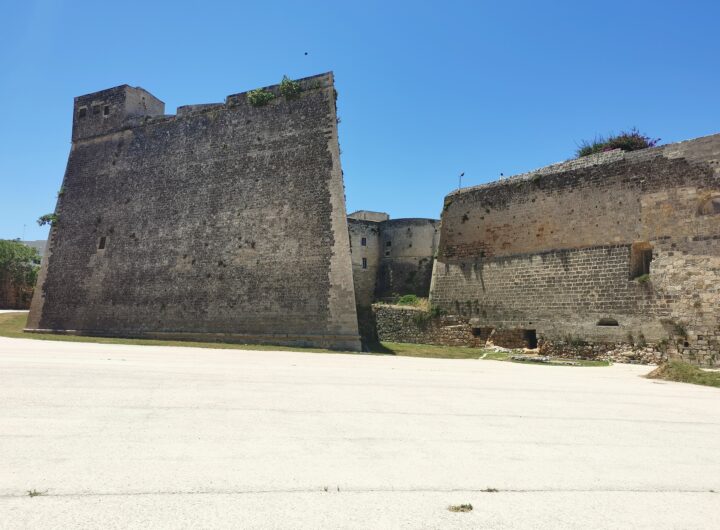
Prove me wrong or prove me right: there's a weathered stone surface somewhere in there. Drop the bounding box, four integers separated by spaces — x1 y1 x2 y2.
431 134 720 366
27 73 360 351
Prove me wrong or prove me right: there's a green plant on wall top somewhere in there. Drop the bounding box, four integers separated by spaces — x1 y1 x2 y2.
37 213 58 227
396 294 419 306
279 75 302 99
247 89 276 107
576 128 660 158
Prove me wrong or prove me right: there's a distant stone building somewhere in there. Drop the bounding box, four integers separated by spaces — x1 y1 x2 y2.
347 211 439 306
22 240 47 258
430 134 720 366
27 73 361 351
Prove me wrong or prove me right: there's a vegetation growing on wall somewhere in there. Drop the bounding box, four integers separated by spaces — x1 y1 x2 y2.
279 75 302 99
246 89 276 107
576 128 660 158
37 213 57 227
396 294 420 306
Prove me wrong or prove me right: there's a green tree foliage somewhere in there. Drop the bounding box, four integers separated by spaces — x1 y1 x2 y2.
0 240 41 294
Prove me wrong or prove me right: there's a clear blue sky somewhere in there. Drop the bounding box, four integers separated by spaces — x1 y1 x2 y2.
2 0 719 241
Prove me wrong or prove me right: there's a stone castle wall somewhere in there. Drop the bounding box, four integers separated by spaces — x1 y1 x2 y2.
431 134 720 366
27 73 360 351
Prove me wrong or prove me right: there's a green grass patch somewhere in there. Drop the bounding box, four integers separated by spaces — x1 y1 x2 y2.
396 294 420 306
1 312 487 359
0 312 340 354
481 351 512 360
647 360 720 388
0 312 609 365
373 341 490 359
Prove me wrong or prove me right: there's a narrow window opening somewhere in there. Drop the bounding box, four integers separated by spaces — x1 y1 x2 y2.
597 318 619 327
103 105 110 116
386 241 392 247
98 236 106 250
92 105 101 115
78 107 87 118
362 257 367 269
361 237 367 246
385 251 390 256
630 242 653 279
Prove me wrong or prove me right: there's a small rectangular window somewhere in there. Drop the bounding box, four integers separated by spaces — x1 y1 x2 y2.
98 236 106 250
630 242 652 279
362 257 367 269
92 105 101 115
361 237 367 246
386 241 391 247
78 107 87 118
103 105 110 116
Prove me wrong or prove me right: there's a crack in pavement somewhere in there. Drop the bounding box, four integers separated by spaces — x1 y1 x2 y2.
2 487 718 499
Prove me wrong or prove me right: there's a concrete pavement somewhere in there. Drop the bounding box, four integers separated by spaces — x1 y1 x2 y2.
0 335 718 528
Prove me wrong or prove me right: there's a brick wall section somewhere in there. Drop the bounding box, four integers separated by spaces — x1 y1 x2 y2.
431 134 720 366
373 304 486 347
27 73 360 351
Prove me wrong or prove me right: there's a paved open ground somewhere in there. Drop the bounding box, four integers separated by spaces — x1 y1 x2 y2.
1 334 719 529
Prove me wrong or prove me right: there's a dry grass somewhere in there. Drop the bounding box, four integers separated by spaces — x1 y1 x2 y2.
647 360 720 388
